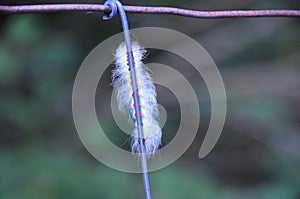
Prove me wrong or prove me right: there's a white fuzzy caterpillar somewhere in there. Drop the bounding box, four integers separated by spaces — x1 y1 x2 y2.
112 42 162 154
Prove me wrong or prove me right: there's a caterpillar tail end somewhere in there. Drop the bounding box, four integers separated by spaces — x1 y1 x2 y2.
131 124 162 156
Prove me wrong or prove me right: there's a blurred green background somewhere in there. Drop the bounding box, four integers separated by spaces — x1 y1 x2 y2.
1 0 300 199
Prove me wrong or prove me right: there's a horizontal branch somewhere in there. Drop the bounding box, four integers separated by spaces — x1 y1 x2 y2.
0 4 300 18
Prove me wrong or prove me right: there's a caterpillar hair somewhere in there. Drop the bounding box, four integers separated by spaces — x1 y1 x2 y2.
112 42 162 155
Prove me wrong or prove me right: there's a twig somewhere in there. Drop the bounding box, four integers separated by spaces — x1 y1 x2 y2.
0 4 300 18
102 0 152 198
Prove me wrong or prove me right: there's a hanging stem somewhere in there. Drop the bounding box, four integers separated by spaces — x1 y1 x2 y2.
103 1 152 199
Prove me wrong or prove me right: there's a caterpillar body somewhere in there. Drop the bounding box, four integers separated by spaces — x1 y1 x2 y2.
112 42 162 154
